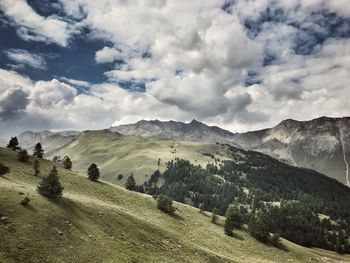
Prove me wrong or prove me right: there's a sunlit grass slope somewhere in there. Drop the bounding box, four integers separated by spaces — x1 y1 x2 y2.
48 130 231 185
0 147 349 263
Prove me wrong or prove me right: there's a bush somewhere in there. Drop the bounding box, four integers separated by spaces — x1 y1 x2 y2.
0 163 9 176
117 174 123 180
20 196 30 206
157 194 175 215
271 233 281 247
211 208 218 224
18 149 29 163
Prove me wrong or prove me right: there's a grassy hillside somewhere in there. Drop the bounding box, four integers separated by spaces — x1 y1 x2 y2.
1 147 349 262
47 130 231 185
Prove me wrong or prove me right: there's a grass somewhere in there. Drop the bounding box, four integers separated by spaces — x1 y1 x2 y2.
47 130 231 185
1 147 349 262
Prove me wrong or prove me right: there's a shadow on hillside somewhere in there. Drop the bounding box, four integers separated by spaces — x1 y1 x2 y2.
231 232 244 240
23 204 37 212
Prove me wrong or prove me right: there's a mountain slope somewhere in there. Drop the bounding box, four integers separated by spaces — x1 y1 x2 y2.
17 130 80 155
44 130 232 185
111 119 237 144
235 117 350 186
2 147 347 262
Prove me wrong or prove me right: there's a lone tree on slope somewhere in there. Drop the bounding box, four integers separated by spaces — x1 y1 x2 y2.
6 137 20 151
125 174 136 190
37 166 63 198
62 156 72 170
33 143 44 158
87 163 100 182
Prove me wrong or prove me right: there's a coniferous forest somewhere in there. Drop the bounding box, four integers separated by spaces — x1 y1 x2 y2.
139 145 350 253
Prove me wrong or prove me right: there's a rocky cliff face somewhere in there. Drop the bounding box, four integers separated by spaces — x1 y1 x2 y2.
235 117 350 186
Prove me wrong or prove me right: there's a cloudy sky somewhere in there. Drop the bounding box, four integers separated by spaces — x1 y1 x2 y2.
0 0 349 138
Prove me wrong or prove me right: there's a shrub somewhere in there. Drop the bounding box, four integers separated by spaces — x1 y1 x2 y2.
157 194 175 215
117 174 123 180
211 208 218 224
18 149 29 163
0 163 9 176
20 196 30 206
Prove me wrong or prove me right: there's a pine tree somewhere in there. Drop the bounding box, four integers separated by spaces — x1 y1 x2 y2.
62 156 72 170
224 204 243 236
6 137 19 151
125 174 136 190
33 159 40 176
18 149 29 163
37 166 63 198
87 163 100 181
33 143 44 158
248 213 270 243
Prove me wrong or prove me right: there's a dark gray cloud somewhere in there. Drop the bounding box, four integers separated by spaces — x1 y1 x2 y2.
0 87 29 120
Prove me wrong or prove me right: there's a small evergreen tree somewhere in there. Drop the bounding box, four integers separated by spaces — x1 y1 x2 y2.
248 213 270 243
157 194 175 215
37 166 63 198
62 156 72 170
33 143 44 158
18 149 29 163
224 204 242 236
33 159 40 176
125 174 136 190
87 163 100 181
6 137 20 151
211 208 218 224
0 163 10 176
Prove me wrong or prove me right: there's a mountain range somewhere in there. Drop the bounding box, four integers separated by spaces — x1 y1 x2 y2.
10 116 350 186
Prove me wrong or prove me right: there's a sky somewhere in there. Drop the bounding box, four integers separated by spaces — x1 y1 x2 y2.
0 0 349 138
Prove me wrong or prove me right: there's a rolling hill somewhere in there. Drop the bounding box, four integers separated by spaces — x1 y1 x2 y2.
0 147 349 263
